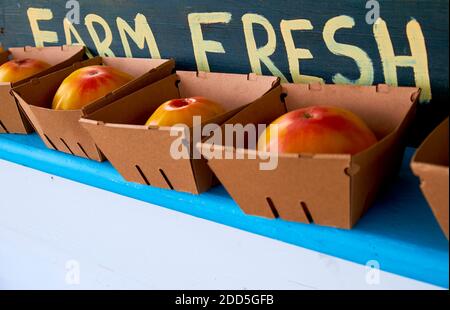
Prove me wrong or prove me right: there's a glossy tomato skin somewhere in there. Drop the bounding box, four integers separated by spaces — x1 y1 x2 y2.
0 58 51 83
258 105 378 155
52 65 133 110
146 97 225 127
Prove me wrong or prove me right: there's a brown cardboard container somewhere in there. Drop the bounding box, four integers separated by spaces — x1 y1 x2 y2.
198 83 420 229
79 71 280 194
12 56 175 162
0 45 85 134
411 118 449 239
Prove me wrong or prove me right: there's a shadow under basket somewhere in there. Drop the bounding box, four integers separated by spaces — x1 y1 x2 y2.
199 83 420 229
411 118 449 239
0 45 85 134
12 56 175 161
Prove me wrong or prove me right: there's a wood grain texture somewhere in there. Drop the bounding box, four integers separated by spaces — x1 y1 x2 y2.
0 0 448 143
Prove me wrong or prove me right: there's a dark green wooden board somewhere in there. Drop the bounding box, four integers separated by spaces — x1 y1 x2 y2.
1 0 448 144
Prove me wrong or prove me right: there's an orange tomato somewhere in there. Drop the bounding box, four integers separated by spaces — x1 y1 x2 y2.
258 105 378 155
0 58 51 83
52 65 133 110
146 97 225 127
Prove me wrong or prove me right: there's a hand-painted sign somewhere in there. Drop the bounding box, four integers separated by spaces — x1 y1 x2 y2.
1 0 448 143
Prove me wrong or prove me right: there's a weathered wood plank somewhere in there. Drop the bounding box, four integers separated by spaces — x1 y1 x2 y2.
0 0 448 143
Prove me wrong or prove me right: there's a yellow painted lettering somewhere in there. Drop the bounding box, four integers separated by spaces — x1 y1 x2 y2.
242 13 288 82
27 8 58 46
63 18 93 58
280 19 323 84
85 14 115 57
117 13 160 58
374 18 431 103
188 12 231 72
323 15 374 85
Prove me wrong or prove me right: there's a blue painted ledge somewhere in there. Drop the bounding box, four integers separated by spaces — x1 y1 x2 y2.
0 133 448 288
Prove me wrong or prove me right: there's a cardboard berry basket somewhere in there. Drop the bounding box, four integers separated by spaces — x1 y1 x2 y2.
79 71 280 194
0 45 85 134
12 56 175 162
411 118 449 239
198 83 420 229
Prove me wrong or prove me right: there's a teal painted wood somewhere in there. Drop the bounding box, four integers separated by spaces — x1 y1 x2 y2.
0 0 448 143
0 133 448 288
